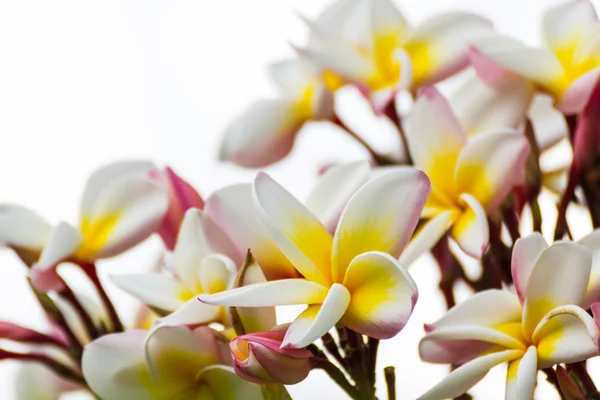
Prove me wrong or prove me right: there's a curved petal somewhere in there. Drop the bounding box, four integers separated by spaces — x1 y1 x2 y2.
580 229 600 307
35 222 82 270
205 184 297 280
533 305 600 368
399 210 457 267
528 93 569 151
426 290 522 331
511 233 549 304
170 209 212 294
294 45 376 85
235 261 277 334
450 194 489 259
341 251 417 339
543 0 598 53
523 242 592 339
199 279 329 308
253 173 333 285
505 346 537 400
450 70 534 136
15 363 78 400
219 99 302 168
111 273 188 312
557 67 600 113
471 35 565 92
152 298 223 334
78 179 169 260
0 205 51 252
268 59 314 95
417 349 523 400
304 161 370 233
403 12 492 87
455 129 530 212
199 365 264 400
282 284 350 348
332 167 430 282
198 254 236 295
82 330 187 400
420 325 525 365
404 86 466 205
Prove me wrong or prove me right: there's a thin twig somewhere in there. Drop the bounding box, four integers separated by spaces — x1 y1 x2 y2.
80 263 123 333
58 283 99 340
332 118 395 166
309 345 360 400
384 366 396 400
322 332 348 371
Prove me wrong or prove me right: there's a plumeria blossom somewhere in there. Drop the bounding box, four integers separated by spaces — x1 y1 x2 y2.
399 87 529 264
0 161 171 292
472 0 600 114
82 325 263 400
200 167 429 348
112 208 276 336
220 59 334 168
298 0 492 112
418 234 600 400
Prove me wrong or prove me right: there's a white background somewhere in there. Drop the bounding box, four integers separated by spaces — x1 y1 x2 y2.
0 0 598 399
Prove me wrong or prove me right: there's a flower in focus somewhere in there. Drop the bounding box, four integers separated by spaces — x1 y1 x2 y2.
82 325 263 400
0 161 171 292
399 87 529 264
200 167 429 348
230 328 313 385
219 59 334 168
418 233 600 400
112 208 276 335
298 0 492 112
472 0 600 114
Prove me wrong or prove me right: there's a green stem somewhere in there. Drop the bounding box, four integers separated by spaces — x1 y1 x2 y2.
312 357 360 400
384 366 396 400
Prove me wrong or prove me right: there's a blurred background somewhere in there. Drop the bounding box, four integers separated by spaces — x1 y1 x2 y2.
0 0 598 398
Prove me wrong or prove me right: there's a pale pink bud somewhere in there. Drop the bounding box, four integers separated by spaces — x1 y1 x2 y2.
154 167 204 250
230 330 313 385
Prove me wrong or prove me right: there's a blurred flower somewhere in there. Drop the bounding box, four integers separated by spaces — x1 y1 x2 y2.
0 161 170 292
220 59 334 168
298 0 492 112
200 167 429 348
230 329 313 385
15 363 81 400
153 166 204 251
572 78 600 176
418 234 600 400
82 325 263 399
471 0 600 114
399 87 529 264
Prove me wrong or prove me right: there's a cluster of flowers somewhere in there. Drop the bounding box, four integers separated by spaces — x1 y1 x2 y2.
2 0 600 399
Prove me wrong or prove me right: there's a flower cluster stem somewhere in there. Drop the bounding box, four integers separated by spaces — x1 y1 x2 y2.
80 263 123 333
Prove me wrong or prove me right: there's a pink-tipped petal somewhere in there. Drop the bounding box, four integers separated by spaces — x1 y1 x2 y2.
511 233 549 304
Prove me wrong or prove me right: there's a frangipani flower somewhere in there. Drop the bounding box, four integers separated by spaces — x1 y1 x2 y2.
82 325 263 400
230 329 313 385
112 208 275 335
200 167 430 348
298 0 492 112
418 234 600 400
472 0 600 114
399 87 529 264
0 161 171 292
220 59 333 168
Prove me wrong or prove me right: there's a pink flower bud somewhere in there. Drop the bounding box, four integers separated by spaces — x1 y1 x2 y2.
230 330 313 385
154 167 204 250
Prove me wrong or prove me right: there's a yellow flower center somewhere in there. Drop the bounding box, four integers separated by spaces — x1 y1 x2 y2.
74 213 120 260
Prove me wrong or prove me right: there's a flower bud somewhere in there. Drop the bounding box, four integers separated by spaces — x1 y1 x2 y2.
230 330 312 385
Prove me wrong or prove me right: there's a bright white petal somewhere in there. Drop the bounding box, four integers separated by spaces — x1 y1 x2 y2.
304 161 370 233
111 273 187 312
268 59 314 95
399 210 456 267
418 349 523 400
450 194 489 259
580 229 600 308
35 222 82 271
543 0 598 53
282 283 351 348
511 232 549 304
204 183 297 280
523 242 592 338
197 254 236 295
528 94 569 151
199 279 329 308
151 298 222 331
0 205 51 252
332 167 430 282
504 346 537 400
295 45 376 83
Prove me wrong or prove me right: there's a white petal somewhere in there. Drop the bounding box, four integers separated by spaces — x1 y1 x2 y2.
282 283 351 348
304 161 370 233
151 297 222 331
111 273 187 312
0 205 51 251
523 242 592 339
557 67 600 114
268 59 314 95
204 183 298 280
198 365 264 400
15 363 77 400
580 229 600 308
528 94 569 151
450 194 489 259
199 279 329 308
418 349 522 400
332 167 430 282
198 254 236 295
511 232 549 304
505 346 537 400
543 0 598 53
294 45 376 83
35 222 82 271
399 210 456 267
